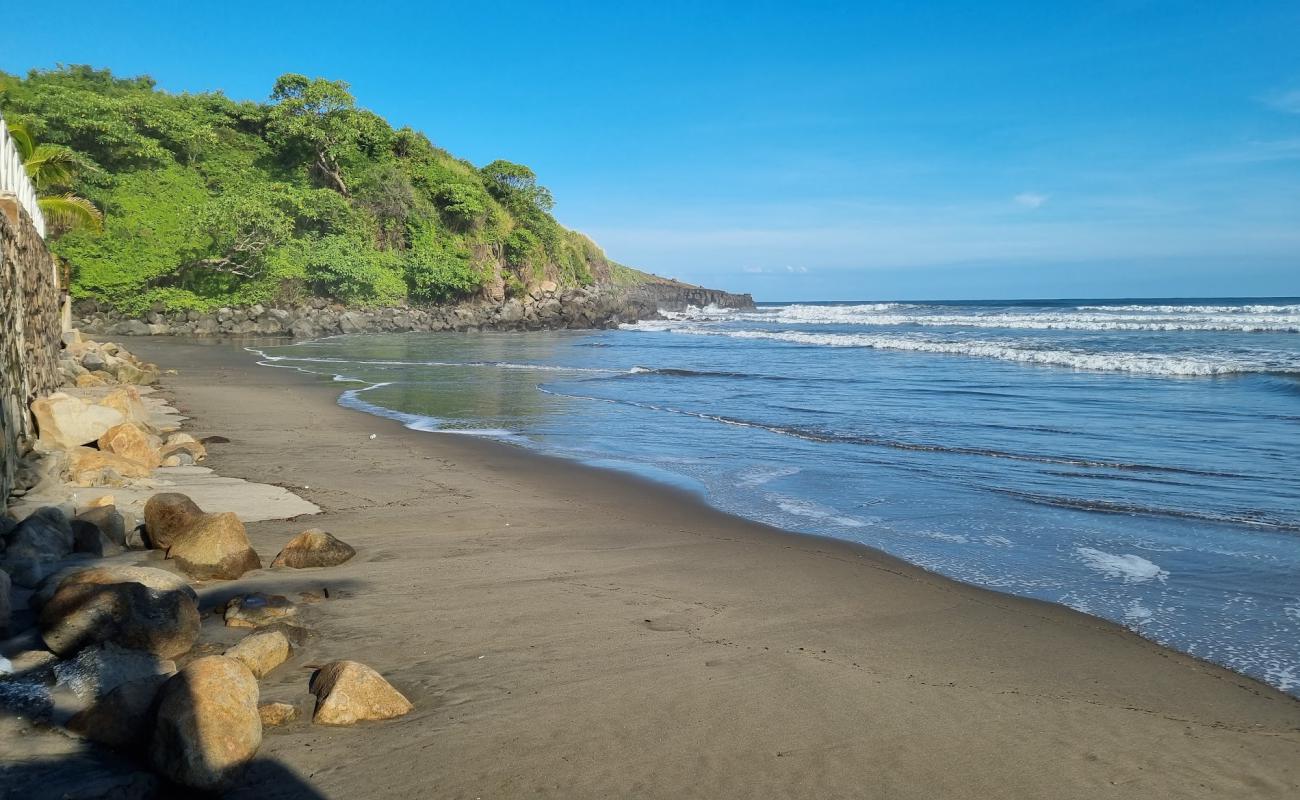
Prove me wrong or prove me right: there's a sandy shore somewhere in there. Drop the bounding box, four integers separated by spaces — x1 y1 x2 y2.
56 339 1300 797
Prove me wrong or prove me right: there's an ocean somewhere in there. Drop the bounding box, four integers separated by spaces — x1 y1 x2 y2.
253 297 1300 696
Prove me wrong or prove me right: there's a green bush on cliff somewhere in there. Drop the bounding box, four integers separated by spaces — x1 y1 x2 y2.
0 65 638 312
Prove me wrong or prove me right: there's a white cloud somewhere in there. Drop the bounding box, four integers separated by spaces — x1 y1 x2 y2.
1013 192 1049 209
785 265 809 273
742 265 769 273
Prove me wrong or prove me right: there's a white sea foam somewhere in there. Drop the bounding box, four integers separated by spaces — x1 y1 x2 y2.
1076 547 1169 583
643 327 1294 375
735 465 802 486
774 497 867 527
1076 303 1300 314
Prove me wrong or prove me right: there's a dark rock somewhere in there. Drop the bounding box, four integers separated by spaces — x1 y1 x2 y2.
75 505 128 547
40 568 201 658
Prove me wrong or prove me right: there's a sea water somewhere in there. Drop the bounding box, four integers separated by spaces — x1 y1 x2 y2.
253 298 1300 695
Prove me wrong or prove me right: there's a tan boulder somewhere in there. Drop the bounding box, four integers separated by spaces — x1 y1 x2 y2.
31 392 125 451
97 422 162 469
39 569 200 659
167 512 261 580
160 436 206 463
149 656 261 791
87 494 117 509
143 492 204 550
309 660 413 725
225 629 291 678
271 529 356 569
75 372 109 388
98 386 151 426
259 702 298 727
115 362 158 386
33 565 198 611
66 446 153 487
224 593 296 628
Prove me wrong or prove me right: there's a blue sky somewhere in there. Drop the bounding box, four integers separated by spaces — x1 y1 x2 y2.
3 1 1298 300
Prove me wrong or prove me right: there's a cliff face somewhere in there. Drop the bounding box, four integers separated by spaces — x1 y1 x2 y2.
622 282 756 312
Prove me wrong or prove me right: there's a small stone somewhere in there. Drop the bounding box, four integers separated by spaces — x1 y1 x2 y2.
167 512 261 580
143 492 204 550
258 702 298 727
225 629 291 678
309 660 413 725
225 593 297 628
271 529 356 569
149 656 262 791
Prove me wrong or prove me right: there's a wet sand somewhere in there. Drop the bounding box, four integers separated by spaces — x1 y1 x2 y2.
117 338 1300 797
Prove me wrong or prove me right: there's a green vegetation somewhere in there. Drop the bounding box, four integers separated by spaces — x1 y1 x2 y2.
7 120 104 233
0 66 643 313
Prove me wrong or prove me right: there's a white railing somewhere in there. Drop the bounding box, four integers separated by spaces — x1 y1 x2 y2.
0 112 46 238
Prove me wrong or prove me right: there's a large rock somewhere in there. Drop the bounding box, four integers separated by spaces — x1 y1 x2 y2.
67 446 154 486
149 656 262 791
39 568 201 658
33 564 198 612
309 660 413 725
97 422 162 469
75 504 128 548
71 518 123 557
143 492 204 550
167 512 261 580
271 529 356 569
225 593 297 628
67 673 170 751
52 643 175 702
224 629 291 678
0 506 75 587
98 386 151 428
31 392 125 450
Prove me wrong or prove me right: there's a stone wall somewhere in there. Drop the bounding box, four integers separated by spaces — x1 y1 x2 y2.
0 201 62 512
75 283 757 340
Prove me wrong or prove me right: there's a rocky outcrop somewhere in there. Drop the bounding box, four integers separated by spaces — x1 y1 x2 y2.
73 281 756 339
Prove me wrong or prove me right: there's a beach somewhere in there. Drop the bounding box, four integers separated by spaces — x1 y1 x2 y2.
95 337 1300 799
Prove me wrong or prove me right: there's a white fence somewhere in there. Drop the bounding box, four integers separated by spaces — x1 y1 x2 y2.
0 113 46 239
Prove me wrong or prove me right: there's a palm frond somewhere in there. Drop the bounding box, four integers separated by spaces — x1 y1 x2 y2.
6 120 35 161
25 144 96 191
39 193 103 233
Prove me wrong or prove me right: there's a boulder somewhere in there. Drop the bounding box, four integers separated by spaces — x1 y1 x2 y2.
271 529 356 569
75 504 128 547
143 492 204 550
66 446 154 486
53 644 175 703
75 372 110 388
31 392 125 451
149 656 262 792
114 320 150 337
167 512 261 580
310 660 413 725
67 674 170 751
259 702 298 727
71 518 123 557
115 362 158 385
39 568 201 658
97 422 162 469
160 434 206 463
1 506 75 587
33 564 198 612
225 593 297 628
98 386 152 428
224 629 291 678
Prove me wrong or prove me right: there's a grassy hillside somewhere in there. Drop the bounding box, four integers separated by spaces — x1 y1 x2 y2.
0 66 652 314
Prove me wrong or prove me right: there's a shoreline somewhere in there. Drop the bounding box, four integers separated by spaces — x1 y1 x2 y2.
124 337 1300 798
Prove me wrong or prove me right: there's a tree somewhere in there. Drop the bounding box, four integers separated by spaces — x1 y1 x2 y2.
7 121 103 233
266 74 362 196
480 160 554 214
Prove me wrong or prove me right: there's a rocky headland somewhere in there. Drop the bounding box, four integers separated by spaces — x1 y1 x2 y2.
76 282 755 340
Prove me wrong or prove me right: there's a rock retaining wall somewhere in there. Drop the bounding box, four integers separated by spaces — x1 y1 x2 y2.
1 202 62 513
76 283 756 340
